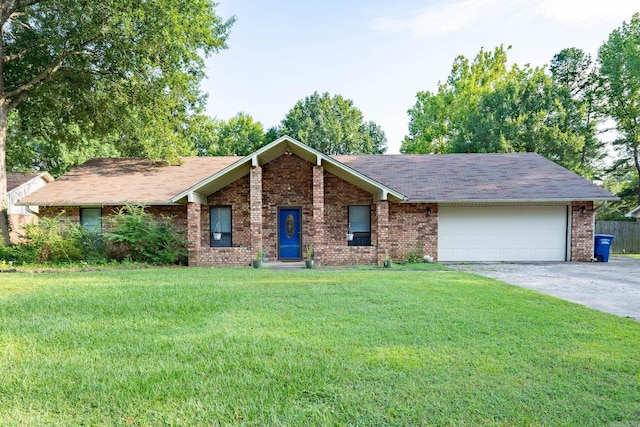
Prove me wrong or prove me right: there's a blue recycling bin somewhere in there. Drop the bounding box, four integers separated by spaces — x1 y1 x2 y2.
594 234 614 262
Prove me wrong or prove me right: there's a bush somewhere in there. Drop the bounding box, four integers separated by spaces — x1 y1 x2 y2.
405 251 422 264
104 205 187 265
0 215 105 265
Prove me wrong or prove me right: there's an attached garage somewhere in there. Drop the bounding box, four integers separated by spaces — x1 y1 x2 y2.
438 205 569 262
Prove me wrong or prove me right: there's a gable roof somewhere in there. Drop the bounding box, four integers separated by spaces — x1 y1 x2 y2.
334 152 617 202
18 157 239 206
7 172 53 193
170 136 405 204
626 206 640 218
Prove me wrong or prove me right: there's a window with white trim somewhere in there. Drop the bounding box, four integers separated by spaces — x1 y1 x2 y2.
348 205 371 246
210 206 232 247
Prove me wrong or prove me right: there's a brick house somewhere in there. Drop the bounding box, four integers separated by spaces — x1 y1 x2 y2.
18 136 617 265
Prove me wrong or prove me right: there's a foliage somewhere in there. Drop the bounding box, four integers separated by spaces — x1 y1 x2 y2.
6 112 121 177
597 12 640 206
274 91 387 154
104 205 187 265
1 269 638 425
548 48 605 178
402 46 600 175
0 0 235 216
0 215 104 264
196 112 267 156
404 250 423 264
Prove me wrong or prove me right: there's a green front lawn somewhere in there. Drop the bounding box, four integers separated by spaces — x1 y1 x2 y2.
1 268 638 426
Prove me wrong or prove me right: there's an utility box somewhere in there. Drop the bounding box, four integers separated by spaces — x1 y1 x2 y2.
594 234 614 262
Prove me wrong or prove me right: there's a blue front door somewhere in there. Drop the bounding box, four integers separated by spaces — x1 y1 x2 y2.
279 208 301 260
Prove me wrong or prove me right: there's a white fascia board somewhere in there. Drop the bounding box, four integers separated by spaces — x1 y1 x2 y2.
170 157 249 204
410 197 620 204
15 201 180 207
625 206 640 217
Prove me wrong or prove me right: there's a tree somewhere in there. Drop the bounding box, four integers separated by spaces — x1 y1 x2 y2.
402 46 510 154
0 0 234 223
402 46 595 174
550 48 604 177
598 12 640 206
197 112 267 156
276 92 387 154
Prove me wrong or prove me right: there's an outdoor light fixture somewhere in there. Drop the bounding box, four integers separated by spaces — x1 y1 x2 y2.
580 205 587 215
426 207 432 216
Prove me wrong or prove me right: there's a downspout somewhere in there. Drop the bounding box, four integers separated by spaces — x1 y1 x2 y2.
25 206 39 216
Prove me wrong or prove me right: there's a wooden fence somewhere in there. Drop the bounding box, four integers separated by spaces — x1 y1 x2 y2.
595 221 640 254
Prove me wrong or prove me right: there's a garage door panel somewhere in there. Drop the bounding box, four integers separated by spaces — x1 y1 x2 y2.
438 206 567 262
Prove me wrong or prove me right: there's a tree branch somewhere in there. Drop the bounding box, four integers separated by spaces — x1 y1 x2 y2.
2 53 66 101
3 43 48 63
2 24 104 104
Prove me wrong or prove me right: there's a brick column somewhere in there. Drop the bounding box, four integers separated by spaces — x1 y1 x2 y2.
376 200 389 264
312 165 325 261
571 201 594 261
186 202 201 267
250 166 263 257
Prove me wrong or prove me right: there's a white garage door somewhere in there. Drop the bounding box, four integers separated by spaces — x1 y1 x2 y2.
438 206 568 262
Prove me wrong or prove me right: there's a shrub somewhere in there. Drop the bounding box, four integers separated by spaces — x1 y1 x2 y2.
405 251 422 264
0 215 105 264
104 205 187 265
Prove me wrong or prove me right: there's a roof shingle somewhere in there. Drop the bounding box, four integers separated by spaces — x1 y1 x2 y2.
334 152 616 201
19 157 239 206
19 152 616 206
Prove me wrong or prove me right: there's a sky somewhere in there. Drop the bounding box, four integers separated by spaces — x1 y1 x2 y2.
203 0 639 154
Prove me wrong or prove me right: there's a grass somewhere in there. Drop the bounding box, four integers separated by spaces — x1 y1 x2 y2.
615 253 640 259
1 268 639 426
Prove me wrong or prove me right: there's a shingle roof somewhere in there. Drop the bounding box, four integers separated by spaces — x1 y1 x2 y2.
334 152 616 202
19 157 239 206
19 151 616 206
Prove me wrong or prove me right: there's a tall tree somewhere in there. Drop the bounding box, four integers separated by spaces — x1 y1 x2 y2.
598 12 640 206
197 112 267 156
402 46 593 174
277 92 387 154
402 46 510 154
0 0 234 222
550 48 604 177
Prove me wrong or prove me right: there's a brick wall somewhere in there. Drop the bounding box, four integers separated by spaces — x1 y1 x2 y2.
376 201 389 264
40 206 80 226
388 203 438 262
40 205 186 231
262 154 314 260
571 201 594 261
186 203 201 266
198 175 253 267
321 171 378 265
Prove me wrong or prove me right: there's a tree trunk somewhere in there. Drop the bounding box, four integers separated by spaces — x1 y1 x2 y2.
0 103 9 244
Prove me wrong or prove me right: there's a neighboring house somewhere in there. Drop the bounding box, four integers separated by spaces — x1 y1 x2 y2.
625 206 640 222
18 136 617 265
3 172 54 243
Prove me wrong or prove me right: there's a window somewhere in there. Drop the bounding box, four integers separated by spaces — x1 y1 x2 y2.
348 205 371 246
80 208 102 233
210 206 232 247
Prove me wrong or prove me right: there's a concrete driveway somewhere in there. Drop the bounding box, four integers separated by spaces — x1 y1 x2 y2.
448 256 640 321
